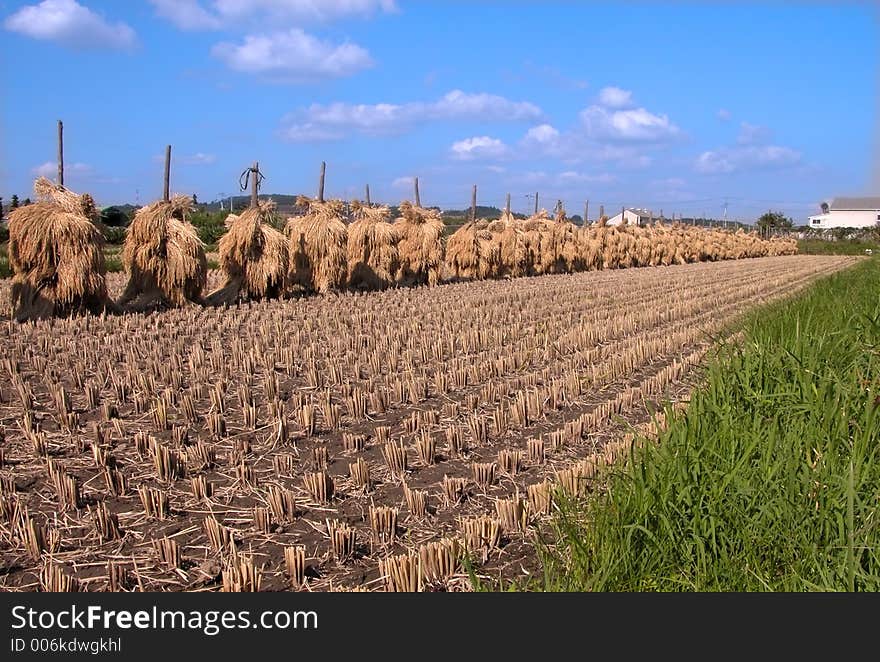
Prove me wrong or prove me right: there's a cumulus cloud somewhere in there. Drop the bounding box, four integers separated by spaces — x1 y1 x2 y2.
717 108 732 121
580 105 681 143
4 0 136 50
391 176 415 189
32 161 92 178
597 86 634 109
736 121 772 146
695 145 802 174
280 90 543 141
450 136 509 161
150 0 397 30
212 29 373 80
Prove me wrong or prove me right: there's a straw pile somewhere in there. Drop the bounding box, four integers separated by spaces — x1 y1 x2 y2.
7 177 111 321
285 196 348 294
394 201 445 287
118 196 207 309
347 201 399 290
489 210 529 278
207 201 288 305
446 219 500 281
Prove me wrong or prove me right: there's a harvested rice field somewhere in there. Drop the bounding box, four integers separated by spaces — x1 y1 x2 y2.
0 255 860 592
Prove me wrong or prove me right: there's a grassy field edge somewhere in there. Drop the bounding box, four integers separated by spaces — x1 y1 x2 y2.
530 257 880 591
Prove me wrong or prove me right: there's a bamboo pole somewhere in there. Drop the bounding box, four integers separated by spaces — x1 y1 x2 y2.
163 145 171 203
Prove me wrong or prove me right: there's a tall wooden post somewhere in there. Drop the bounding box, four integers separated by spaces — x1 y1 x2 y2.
163 145 171 203
317 161 326 203
584 200 589 226
365 184 371 206
57 120 64 187
534 192 539 215
250 162 259 208
599 204 604 219
505 193 511 215
414 177 421 207
621 206 625 224
471 184 477 222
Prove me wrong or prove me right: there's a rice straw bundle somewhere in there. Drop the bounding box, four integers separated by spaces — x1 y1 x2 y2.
393 201 445 287
285 196 348 294
491 211 528 278
347 201 399 290
118 195 207 309
446 219 499 281
7 177 112 321
207 200 288 305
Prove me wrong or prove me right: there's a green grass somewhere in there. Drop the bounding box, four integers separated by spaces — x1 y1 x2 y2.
535 257 880 591
797 238 879 255
0 243 9 279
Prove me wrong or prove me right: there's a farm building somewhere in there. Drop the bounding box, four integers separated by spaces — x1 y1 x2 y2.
808 197 880 230
606 208 656 227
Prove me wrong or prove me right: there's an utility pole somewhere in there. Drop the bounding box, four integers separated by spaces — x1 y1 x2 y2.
57 120 64 187
163 145 172 203
471 184 477 222
534 192 539 215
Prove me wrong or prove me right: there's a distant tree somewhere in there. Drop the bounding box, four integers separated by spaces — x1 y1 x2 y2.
0 196 4 217
820 201 830 214
22 198 31 206
10 194 19 209
192 193 198 206
100 206 132 227
757 211 793 238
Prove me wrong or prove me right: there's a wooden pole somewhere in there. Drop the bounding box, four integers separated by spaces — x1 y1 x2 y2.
471 184 477 222
599 204 604 219
365 184 371 206
584 200 589 227
621 206 625 224
505 193 511 215
534 192 539 215
163 145 171 203
57 120 64 187
251 162 259 208
317 161 326 203
414 177 421 207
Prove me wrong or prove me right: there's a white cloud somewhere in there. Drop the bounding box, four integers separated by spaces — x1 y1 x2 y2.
5 0 136 50
391 176 414 189
150 0 397 30
558 171 616 185
280 90 543 141
149 0 222 30
597 86 634 109
717 108 732 121
737 121 772 146
486 165 506 174
695 145 802 174
181 153 217 165
580 105 681 143
450 136 509 161
523 123 560 145
32 161 92 178
212 29 373 80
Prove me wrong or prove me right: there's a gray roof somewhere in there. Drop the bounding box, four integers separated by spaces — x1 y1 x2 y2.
831 197 880 211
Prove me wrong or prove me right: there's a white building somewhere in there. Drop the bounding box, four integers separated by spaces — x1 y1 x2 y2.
808 197 880 230
606 208 655 227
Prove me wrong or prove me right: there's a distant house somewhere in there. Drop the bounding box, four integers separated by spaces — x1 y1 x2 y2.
808 197 880 230
606 208 655 227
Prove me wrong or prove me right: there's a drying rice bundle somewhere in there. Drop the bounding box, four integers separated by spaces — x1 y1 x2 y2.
393 201 445 287
446 219 500 281
347 201 399 290
7 177 111 321
119 196 207 309
285 196 348 294
522 210 554 275
489 210 529 278
208 201 288 305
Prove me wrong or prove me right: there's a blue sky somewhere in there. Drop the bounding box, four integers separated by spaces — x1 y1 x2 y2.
1 0 876 222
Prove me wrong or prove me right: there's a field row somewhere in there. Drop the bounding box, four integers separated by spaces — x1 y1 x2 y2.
0 255 859 591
